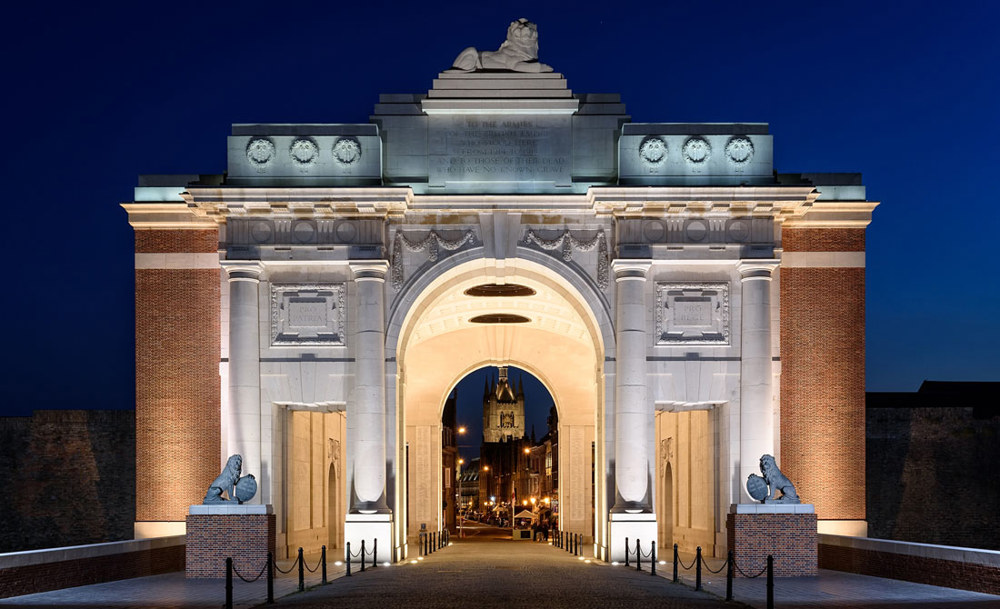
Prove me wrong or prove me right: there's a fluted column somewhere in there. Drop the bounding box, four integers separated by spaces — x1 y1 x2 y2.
612 260 652 512
349 262 390 513
738 260 780 499
224 262 263 501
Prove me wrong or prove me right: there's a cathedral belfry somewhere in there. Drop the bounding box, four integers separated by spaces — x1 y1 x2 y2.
482 366 525 443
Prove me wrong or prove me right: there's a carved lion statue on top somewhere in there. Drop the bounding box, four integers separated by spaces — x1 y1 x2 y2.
204 454 257 504
450 18 553 73
746 454 800 504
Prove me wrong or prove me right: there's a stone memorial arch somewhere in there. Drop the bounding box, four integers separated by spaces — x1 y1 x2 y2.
124 19 875 563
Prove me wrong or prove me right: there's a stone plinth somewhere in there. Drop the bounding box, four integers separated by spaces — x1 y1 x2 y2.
344 514 392 563
186 504 275 578
608 512 657 563
727 504 817 577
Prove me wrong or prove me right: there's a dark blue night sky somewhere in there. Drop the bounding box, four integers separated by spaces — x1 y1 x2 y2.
2 1 998 417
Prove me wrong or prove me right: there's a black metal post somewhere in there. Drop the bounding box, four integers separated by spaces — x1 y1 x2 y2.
766 555 774 609
225 557 233 609
297 547 304 592
373 539 378 567
672 543 679 582
726 550 733 602
651 541 656 576
346 542 352 576
636 539 642 572
267 552 274 604
578 534 582 556
625 536 630 567
695 546 702 591
360 540 367 572
321 545 327 584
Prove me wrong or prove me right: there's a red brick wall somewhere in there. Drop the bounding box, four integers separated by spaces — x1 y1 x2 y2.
819 543 1000 595
186 514 276 578
727 513 817 577
780 227 866 521
134 228 221 523
0 544 184 598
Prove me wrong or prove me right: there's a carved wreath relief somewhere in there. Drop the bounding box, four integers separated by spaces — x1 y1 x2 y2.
332 137 362 165
270 284 346 346
246 137 276 172
725 136 754 169
639 136 667 165
390 229 479 290
520 228 610 290
655 282 730 345
682 136 711 164
289 138 319 168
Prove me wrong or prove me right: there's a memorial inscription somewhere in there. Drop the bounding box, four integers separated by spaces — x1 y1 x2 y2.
429 115 571 186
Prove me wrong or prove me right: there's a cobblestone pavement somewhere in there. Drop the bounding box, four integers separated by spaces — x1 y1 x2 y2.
268 528 741 609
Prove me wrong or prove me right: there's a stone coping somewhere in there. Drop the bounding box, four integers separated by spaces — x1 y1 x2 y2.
188 503 273 515
730 503 815 514
819 534 1000 568
0 535 185 569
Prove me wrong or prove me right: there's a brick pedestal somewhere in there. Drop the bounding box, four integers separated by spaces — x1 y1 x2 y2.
185 505 275 578
727 504 817 577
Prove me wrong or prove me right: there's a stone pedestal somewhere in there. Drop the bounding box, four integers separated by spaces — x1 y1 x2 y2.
186 504 275 578
608 512 657 563
727 504 817 577
344 514 393 564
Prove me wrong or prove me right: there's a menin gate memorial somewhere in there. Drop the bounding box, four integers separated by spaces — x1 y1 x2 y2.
124 19 876 563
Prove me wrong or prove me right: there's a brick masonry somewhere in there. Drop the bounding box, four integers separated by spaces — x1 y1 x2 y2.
0 544 184 599
780 226 866 522
727 512 817 577
0 410 134 552
819 543 1000 595
186 514 276 578
134 228 221 524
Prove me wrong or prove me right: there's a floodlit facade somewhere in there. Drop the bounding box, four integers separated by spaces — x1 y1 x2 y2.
124 51 876 562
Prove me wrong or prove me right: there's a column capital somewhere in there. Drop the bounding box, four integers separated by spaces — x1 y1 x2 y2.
737 259 780 281
611 259 652 281
349 261 390 282
221 261 264 282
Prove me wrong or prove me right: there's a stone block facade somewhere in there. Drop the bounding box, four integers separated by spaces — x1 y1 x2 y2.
135 228 221 525
727 510 817 577
185 513 276 578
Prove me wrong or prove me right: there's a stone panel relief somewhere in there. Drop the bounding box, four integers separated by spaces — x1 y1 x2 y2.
639 136 667 165
246 137 276 172
725 136 754 170
270 284 346 346
390 229 478 290
520 228 609 290
616 217 772 246
289 138 319 169
332 137 362 165
682 137 711 166
227 218 382 246
655 282 730 345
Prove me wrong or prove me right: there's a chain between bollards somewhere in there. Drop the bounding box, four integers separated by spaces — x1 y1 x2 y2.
672 543 679 582
695 546 702 591
267 552 274 604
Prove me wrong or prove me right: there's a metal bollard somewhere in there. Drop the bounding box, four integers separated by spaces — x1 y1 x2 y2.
695 546 702 591
625 537 630 567
267 552 274 604
636 539 641 572
225 557 233 609
651 541 656 576
373 539 378 567
346 542 352 576
673 543 679 583
726 550 733 602
321 545 327 584
431 531 436 553
766 555 774 609
298 547 304 592
360 540 367 572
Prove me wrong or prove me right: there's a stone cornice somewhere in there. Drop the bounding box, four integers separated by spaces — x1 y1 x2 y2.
588 186 820 217
182 187 414 221
781 200 879 229
121 203 218 230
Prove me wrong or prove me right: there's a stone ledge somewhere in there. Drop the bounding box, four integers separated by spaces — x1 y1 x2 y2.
188 504 273 515
730 503 815 514
0 535 185 569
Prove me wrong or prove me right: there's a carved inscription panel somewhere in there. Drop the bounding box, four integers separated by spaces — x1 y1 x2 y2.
428 114 572 186
270 284 346 346
656 282 730 345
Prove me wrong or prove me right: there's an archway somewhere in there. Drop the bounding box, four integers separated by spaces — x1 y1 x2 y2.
389 254 611 557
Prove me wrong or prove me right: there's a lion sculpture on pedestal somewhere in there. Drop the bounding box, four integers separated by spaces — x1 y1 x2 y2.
203 454 257 504
450 18 553 73
746 454 800 504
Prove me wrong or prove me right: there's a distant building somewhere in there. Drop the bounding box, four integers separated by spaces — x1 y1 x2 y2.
867 381 1000 551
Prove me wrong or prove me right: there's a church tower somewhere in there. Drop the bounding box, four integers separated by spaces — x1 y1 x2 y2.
482 366 525 442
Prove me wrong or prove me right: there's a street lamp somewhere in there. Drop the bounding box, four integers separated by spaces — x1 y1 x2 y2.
457 457 464 538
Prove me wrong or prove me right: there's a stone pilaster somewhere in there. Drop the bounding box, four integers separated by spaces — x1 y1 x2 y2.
223 262 263 501
348 262 391 513
738 260 779 498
